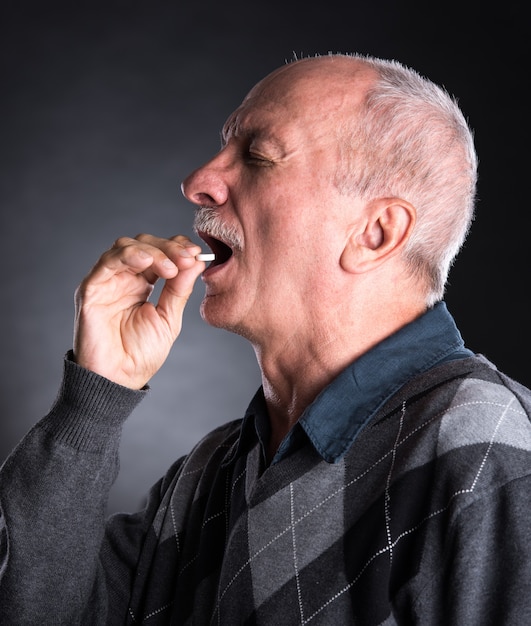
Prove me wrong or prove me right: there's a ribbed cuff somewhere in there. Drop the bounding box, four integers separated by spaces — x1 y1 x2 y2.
39 352 148 453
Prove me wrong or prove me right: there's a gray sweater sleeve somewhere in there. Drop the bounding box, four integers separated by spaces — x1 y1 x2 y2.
0 355 147 624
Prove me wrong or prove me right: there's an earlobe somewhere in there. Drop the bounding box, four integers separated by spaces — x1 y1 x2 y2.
340 198 416 274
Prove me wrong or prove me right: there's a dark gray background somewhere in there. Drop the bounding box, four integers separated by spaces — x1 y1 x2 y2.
1 1 527 513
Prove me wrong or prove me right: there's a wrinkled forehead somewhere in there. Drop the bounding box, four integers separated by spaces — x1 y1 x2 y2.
222 57 375 143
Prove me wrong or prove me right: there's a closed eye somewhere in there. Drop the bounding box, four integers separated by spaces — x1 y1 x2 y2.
246 151 274 167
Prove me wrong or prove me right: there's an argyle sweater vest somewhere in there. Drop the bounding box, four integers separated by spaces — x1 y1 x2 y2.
97 357 531 625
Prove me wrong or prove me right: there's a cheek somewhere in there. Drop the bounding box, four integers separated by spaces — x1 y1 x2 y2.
242 177 336 259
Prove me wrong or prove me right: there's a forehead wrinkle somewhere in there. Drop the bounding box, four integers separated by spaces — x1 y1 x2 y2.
220 60 371 154
223 57 376 139
221 106 288 155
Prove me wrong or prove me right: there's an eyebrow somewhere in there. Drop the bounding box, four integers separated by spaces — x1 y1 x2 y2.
221 112 241 144
221 108 272 144
221 114 286 155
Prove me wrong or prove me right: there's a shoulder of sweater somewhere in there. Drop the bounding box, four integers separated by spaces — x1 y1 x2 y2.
374 354 531 419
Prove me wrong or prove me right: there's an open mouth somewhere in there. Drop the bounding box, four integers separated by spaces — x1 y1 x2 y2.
198 233 234 267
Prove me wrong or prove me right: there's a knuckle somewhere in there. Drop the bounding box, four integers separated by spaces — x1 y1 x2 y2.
112 236 133 249
74 279 90 303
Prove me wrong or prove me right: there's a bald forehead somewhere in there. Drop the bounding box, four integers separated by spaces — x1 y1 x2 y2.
222 56 375 142
245 56 376 103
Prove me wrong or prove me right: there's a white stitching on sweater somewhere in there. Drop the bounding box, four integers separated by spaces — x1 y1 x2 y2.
300 395 516 623
385 400 406 566
142 601 173 621
179 553 198 576
201 509 226 528
170 500 181 554
209 395 523 622
403 400 524 447
290 482 305 624
178 469 247 579
468 397 514 491
230 467 246 498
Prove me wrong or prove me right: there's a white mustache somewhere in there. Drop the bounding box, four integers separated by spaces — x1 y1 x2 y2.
193 207 243 252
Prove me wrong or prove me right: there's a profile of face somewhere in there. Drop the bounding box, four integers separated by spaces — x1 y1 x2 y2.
181 58 374 345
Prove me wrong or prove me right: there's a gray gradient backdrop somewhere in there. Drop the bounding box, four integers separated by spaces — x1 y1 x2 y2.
1 1 527 513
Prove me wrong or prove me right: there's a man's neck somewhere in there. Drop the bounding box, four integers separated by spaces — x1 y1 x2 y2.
254 299 427 459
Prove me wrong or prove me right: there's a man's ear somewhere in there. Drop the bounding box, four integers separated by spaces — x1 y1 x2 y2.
340 198 416 274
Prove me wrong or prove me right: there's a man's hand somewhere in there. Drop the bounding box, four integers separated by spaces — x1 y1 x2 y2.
73 234 206 389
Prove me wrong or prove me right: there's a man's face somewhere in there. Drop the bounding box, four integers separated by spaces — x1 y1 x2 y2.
182 59 370 344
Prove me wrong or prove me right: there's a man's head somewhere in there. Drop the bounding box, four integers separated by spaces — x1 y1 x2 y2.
328 54 477 304
182 54 477 344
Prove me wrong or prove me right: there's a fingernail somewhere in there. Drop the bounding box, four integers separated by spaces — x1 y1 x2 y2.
163 258 177 269
178 248 194 258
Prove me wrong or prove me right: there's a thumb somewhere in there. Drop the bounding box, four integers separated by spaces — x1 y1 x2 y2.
155 261 205 336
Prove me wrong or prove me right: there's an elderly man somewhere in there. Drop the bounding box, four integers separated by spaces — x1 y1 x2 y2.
1 54 531 625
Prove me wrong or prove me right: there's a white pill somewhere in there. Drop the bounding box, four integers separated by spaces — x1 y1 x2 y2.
196 253 216 262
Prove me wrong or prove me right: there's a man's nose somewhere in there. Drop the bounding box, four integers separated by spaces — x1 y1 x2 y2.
181 153 230 208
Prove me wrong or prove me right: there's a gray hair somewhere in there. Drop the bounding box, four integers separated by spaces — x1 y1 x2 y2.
331 54 478 305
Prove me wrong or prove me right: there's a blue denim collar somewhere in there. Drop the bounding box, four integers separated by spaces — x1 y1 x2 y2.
242 301 472 465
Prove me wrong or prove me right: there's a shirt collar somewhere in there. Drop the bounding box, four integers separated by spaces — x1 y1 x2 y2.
232 301 472 466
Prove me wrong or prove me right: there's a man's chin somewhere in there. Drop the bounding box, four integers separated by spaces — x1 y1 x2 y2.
200 297 233 330
199 297 251 340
